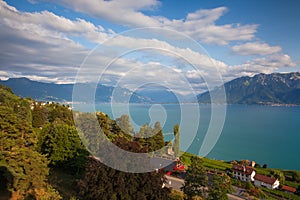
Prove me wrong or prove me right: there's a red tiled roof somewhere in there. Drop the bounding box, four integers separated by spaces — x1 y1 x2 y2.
231 165 254 175
282 185 296 193
254 174 277 185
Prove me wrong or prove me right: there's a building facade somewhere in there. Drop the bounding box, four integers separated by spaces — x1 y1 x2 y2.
253 174 280 190
232 165 256 182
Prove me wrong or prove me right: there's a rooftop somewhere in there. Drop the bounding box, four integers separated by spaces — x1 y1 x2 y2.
254 174 277 185
282 185 296 193
231 165 254 175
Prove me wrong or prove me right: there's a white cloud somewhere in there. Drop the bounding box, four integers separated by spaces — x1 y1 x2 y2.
225 54 297 80
0 0 114 83
0 0 297 95
232 42 282 56
251 54 296 68
51 0 162 27
0 0 112 44
45 1 258 45
164 7 258 45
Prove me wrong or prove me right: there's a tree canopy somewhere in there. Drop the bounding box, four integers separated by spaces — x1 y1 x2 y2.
182 156 208 199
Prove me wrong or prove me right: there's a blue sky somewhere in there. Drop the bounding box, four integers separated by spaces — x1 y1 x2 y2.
0 0 299 94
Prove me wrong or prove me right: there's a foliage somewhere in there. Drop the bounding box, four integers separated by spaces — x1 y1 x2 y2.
261 187 300 200
136 122 165 152
208 175 230 200
173 124 180 157
0 90 58 199
182 156 208 199
2 148 49 193
269 169 285 183
47 103 74 125
0 84 19 107
169 189 184 200
32 102 49 128
13 99 32 126
47 168 79 199
38 122 88 174
77 157 169 200
293 171 300 182
115 114 134 136
180 152 193 166
0 106 37 151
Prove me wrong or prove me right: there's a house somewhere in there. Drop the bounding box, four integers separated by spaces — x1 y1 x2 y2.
282 185 296 194
253 174 280 190
232 165 256 182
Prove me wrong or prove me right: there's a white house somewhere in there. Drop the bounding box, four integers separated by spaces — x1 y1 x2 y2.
254 174 280 190
232 165 256 182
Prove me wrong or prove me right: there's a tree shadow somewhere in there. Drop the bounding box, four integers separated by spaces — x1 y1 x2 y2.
0 166 13 200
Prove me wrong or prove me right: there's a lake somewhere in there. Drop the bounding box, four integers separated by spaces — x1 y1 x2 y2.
74 103 300 170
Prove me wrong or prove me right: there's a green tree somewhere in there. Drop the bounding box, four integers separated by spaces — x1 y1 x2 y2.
1 148 49 197
47 103 74 126
208 175 230 200
38 122 88 174
0 106 36 152
77 143 169 200
174 124 180 157
32 102 49 128
116 114 134 136
0 84 19 107
14 99 32 126
0 100 60 199
182 156 208 199
152 121 165 151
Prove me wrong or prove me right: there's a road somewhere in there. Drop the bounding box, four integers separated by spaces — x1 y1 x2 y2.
165 175 246 200
165 175 184 190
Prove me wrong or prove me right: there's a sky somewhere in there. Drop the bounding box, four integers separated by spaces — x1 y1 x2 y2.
0 0 299 95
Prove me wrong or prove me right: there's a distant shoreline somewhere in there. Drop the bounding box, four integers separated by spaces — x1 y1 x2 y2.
70 101 300 106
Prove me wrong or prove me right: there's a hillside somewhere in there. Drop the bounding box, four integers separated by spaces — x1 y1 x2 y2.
198 72 300 105
0 84 169 199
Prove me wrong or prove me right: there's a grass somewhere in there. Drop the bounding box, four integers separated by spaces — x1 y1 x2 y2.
254 167 272 176
201 157 232 171
284 180 299 188
180 152 231 171
261 187 300 200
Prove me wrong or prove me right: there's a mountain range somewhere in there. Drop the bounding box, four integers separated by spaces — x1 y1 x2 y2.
197 72 300 105
1 72 300 105
0 77 150 103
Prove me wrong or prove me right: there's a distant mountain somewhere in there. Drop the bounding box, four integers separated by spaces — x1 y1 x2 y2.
197 72 300 105
134 85 182 103
0 78 151 103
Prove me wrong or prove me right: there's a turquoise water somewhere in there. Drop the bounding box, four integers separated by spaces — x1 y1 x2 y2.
74 103 300 170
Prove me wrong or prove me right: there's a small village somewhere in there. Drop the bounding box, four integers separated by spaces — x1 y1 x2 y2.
156 152 299 199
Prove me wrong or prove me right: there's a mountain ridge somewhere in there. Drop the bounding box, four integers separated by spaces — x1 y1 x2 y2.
0 77 151 103
197 72 300 105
